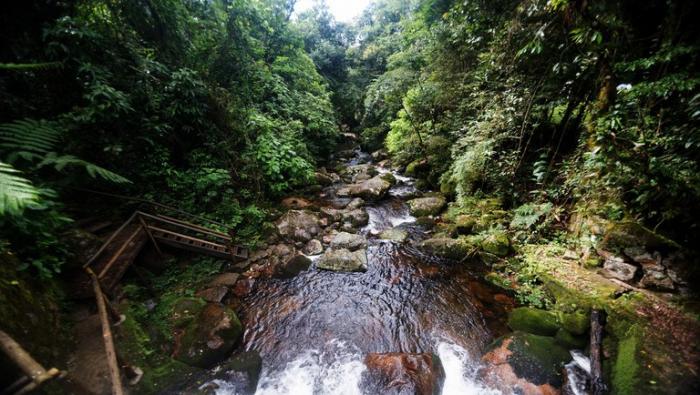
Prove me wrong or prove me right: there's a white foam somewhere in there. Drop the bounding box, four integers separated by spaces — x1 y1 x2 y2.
437 342 502 395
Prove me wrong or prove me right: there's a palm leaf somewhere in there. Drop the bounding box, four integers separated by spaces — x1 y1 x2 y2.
0 162 40 215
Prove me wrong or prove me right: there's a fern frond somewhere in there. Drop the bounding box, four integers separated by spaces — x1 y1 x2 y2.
0 62 62 71
0 119 61 160
37 153 132 184
0 162 40 215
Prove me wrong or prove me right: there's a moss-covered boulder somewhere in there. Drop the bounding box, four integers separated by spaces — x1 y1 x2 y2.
600 221 681 253
202 351 262 395
405 159 429 176
170 297 208 329
317 248 368 272
480 231 511 257
176 303 243 368
418 237 475 260
454 215 476 235
380 172 397 185
554 328 587 349
407 195 446 217
557 311 590 336
507 307 560 336
379 228 409 243
481 331 570 392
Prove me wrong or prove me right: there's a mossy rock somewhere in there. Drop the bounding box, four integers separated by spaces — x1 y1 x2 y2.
405 159 429 176
454 215 476 235
418 237 476 260
480 231 511 257
407 195 447 217
170 297 207 329
600 221 681 254
554 328 587 349
612 325 642 395
176 303 243 368
380 172 397 185
507 307 560 336
484 331 570 388
557 311 590 335
208 351 263 395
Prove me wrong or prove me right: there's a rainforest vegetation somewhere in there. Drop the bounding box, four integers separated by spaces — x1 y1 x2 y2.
1 0 699 394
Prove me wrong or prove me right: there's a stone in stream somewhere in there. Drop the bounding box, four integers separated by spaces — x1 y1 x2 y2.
330 232 367 251
316 248 367 272
342 208 369 228
418 237 475 260
340 175 394 201
379 228 409 243
199 351 262 395
175 303 243 368
407 194 446 217
303 239 324 255
275 210 321 242
480 331 570 394
346 197 365 210
276 254 312 278
362 353 445 395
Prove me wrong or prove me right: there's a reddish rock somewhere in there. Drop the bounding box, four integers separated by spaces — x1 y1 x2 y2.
362 353 444 395
208 272 240 287
196 286 229 303
232 278 256 298
281 197 313 210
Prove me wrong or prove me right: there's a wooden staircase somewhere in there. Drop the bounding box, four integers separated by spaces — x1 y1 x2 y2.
81 211 248 296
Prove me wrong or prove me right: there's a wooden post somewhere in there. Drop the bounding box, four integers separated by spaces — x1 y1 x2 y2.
84 211 139 268
138 214 162 256
86 268 125 395
0 330 59 385
97 225 144 279
590 309 607 395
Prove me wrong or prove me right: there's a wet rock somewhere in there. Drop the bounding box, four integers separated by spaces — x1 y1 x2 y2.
346 197 365 210
320 207 343 222
277 254 312 278
379 228 408 243
418 237 474 260
380 172 397 185
315 172 338 186
281 197 313 210
601 255 637 281
170 297 207 329
405 159 429 176
317 248 368 272
196 286 229 303
346 175 393 201
507 307 559 336
275 210 321 242
231 279 255 298
480 231 511 257
407 195 446 217
342 208 369 228
341 164 377 183
330 232 367 251
208 273 240 288
176 303 243 368
202 352 262 395
555 328 587 349
303 239 324 255
371 149 388 161
481 331 570 393
362 353 444 395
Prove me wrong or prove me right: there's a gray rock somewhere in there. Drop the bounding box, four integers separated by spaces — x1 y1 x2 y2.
320 207 343 222
639 269 675 291
346 198 365 210
347 175 393 201
208 273 240 287
378 228 408 243
330 232 367 251
407 195 446 217
277 254 312 278
276 210 321 242
343 208 369 227
303 239 324 255
196 286 229 303
601 256 638 281
317 248 368 272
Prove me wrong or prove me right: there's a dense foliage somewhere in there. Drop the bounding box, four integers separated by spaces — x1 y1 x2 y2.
0 0 338 276
347 0 699 246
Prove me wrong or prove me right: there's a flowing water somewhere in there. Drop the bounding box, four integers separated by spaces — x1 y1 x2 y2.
201 150 550 394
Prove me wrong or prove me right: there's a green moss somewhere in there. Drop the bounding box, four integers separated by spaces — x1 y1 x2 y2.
480 231 511 257
554 328 587 349
507 307 560 336
557 311 590 335
611 325 642 395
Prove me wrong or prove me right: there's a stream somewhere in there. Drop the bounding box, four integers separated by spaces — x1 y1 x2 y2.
198 149 583 395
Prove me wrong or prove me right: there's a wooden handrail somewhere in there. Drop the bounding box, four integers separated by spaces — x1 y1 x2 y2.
146 225 230 250
0 330 62 394
83 211 139 269
138 212 231 240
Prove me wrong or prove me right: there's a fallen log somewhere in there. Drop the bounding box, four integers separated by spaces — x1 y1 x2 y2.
590 309 608 395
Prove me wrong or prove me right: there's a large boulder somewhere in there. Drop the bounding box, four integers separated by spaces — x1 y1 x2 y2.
276 210 321 242
407 195 446 217
276 254 312 278
362 353 444 395
317 248 368 272
481 331 570 394
346 175 394 201
418 237 474 260
303 239 324 255
379 228 409 243
175 303 243 368
330 232 367 251
507 307 559 336
601 255 638 281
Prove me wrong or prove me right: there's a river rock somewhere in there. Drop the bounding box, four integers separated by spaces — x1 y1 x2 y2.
507 307 559 336
639 268 675 291
407 195 446 217
481 331 570 394
281 197 313 210
175 303 243 368
346 197 365 210
276 210 321 242
454 215 476 235
196 286 229 303
341 164 377 183
277 254 312 278
362 353 444 395
379 228 408 243
480 231 511 257
601 255 637 281
303 239 324 255
418 237 474 260
315 171 338 186
208 273 240 287
317 248 368 272
342 208 369 228
320 207 343 222
206 351 262 395
346 175 394 201
371 149 388 161
330 232 367 251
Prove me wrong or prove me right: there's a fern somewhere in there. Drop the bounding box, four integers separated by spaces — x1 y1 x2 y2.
0 119 60 161
37 153 131 184
0 162 40 215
